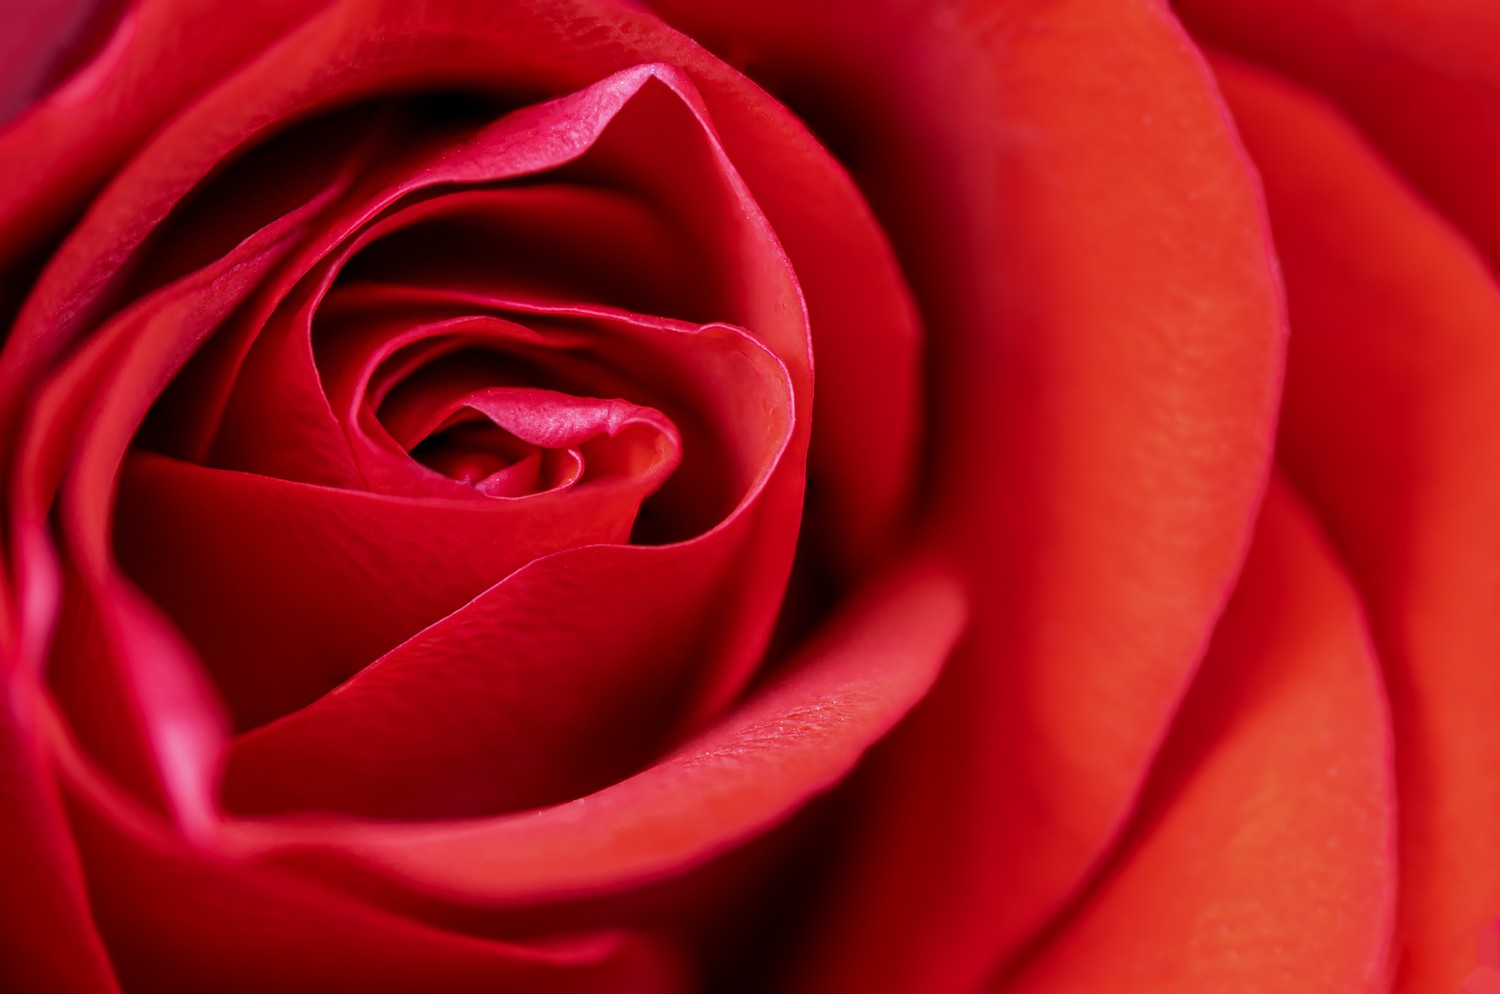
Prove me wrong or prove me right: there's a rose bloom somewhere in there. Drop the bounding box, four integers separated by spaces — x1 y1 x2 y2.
2 0 1498 991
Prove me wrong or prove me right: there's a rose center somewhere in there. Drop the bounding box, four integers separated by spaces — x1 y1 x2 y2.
408 412 581 497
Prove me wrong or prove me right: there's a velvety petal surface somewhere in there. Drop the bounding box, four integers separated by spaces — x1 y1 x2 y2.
0 0 326 371
223 555 964 904
56 758 684 994
209 322 789 817
13 203 317 830
1176 0 1500 276
999 479 1396 992
1211 54 1500 994
0 674 120 994
642 3 1282 989
0 0 131 126
0 1 1332 990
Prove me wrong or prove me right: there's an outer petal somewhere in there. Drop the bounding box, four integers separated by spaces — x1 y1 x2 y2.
1175 0 1500 275
0 0 129 124
999 479 1396 993
648 2 1282 989
13 203 316 830
1211 54 1500 994
58 763 684 994
0 0 324 275
0 674 120 994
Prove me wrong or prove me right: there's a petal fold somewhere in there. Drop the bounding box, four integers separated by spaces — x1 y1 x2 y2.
1000 479 1396 993
1212 54 1500 994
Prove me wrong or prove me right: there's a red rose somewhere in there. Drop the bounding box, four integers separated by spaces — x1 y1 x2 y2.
2 1 1496 992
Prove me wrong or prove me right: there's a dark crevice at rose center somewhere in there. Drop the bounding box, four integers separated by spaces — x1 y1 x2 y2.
368 350 683 503
409 416 575 495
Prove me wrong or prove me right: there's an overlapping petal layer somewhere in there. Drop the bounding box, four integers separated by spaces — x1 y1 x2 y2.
1177 0 1500 275
1000 479 1396 993
17 0 1487 991
225 558 965 904
1211 53 1500 993
64 768 685 994
640 3 1284 990
0 3 952 988
15 58 813 827
0 0 921 579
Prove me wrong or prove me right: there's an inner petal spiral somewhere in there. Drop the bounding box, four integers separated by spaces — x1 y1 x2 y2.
87 65 811 821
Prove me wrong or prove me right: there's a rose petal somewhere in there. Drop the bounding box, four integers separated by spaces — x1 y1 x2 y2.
12 198 318 828
215 315 792 817
116 449 672 732
316 299 776 530
1465 967 1500 994
390 387 679 495
0 671 120 993
9 59 812 828
1212 53 1500 994
662 4 1281 990
206 67 796 491
118 291 793 741
0 0 130 125
220 538 768 819
60 768 686 994
1175 0 1500 275
5 0 913 578
998 479 1396 992
633 32 925 579
0 0 323 276
222 553 965 901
